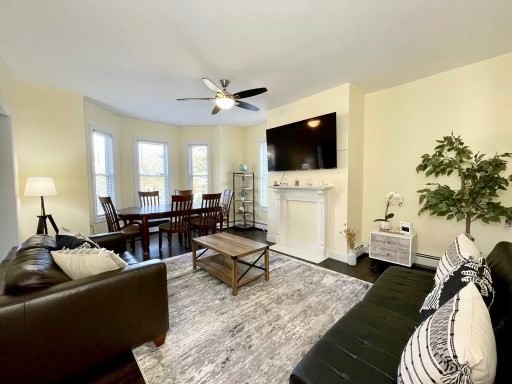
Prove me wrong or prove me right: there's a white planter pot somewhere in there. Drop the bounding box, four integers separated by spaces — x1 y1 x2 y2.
379 221 391 231
347 250 357 266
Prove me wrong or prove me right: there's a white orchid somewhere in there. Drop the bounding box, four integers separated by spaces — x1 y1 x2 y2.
374 191 403 222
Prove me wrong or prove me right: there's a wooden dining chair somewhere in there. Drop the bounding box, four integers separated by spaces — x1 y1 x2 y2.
138 190 160 206
98 196 142 251
174 190 193 196
217 189 234 232
137 190 169 229
189 193 222 238
158 194 194 255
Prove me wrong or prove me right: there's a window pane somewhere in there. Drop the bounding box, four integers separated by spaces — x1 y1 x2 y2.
92 131 115 218
189 145 209 205
191 145 208 175
137 140 169 205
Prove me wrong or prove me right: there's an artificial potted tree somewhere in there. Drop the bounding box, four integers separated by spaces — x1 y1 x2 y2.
416 133 512 238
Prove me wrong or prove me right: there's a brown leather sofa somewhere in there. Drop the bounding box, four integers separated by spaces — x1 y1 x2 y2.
0 232 169 384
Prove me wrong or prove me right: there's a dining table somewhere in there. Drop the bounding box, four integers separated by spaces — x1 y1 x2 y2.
117 202 222 260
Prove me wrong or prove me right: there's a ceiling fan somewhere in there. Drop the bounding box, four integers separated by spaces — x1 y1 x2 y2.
177 78 268 115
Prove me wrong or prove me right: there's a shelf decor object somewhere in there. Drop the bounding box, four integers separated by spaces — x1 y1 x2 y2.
24 176 59 235
232 172 255 229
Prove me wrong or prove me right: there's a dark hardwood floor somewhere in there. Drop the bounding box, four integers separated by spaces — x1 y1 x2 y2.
75 227 386 383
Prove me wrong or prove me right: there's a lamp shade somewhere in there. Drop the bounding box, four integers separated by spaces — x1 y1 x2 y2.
24 177 57 197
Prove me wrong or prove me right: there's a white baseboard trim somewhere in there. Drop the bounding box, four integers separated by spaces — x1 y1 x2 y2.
270 244 327 264
328 243 366 264
415 253 439 268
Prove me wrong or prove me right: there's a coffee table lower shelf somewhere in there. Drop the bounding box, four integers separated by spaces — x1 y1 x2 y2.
196 254 265 293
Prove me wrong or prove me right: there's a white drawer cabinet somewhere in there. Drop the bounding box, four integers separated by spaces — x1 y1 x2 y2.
369 231 417 267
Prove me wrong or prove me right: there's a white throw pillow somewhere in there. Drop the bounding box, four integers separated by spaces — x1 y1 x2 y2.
51 248 127 280
435 233 480 283
398 283 496 384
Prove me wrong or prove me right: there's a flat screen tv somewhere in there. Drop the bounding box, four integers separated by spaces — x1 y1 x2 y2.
266 112 337 172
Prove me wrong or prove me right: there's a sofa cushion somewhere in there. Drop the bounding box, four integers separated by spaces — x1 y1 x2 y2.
363 266 434 321
51 248 127 280
290 267 435 384
398 283 496 384
55 234 99 250
4 247 71 293
17 234 56 252
419 258 494 322
435 233 480 284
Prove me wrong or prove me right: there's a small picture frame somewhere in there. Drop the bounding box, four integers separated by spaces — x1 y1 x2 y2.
400 221 412 235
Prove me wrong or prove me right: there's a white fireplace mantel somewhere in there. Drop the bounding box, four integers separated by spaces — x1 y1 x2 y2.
270 185 332 263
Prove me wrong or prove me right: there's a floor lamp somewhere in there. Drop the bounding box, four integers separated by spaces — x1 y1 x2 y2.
24 177 59 235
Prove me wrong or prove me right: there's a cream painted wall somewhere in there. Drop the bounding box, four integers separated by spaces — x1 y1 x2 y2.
242 123 267 225
347 85 365 246
14 82 90 239
83 100 124 233
363 52 512 257
0 56 14 116
266 84 360 260
0 57 19 257
118 117 181 208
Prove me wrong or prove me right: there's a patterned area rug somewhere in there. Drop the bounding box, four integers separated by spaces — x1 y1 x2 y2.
133 251 372 384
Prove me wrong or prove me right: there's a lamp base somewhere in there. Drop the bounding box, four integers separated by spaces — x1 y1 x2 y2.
36 214 59 235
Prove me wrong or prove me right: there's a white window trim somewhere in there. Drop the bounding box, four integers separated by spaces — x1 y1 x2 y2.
134 137 171 206
187 142 211 192
89 126 116 223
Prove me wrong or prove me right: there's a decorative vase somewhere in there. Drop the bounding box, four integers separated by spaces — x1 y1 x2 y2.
379 220 391 231
240 164 248 172
347 249 357 266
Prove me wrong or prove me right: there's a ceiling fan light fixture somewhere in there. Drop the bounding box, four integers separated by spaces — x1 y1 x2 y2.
215 96 235 109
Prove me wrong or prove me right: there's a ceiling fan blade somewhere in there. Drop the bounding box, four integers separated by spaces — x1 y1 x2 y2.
202 78 224 95
212 105 222 115
235 100 260 112
176 97 214 101
233 87 268 99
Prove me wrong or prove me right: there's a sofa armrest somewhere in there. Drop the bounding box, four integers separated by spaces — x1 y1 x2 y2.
90 231 127 254
0 259 169 383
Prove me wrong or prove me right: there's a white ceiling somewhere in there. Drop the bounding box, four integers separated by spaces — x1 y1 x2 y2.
1 1 512 127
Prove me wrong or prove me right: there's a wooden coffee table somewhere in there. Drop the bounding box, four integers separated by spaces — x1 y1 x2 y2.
191 232 270 296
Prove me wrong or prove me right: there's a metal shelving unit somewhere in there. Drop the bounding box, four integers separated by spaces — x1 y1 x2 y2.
232 172 255 229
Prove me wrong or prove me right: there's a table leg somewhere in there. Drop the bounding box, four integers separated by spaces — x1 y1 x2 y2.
142 217 150 261
192 241 197 270
232 256 238 296
264 247 270 281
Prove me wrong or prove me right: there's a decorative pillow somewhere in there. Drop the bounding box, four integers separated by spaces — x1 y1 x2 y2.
5 247 71 293
435 233 480 284
420 258 494 322
51 248 127 280
398 283 496 384
57 227 100 249
56 234 99 250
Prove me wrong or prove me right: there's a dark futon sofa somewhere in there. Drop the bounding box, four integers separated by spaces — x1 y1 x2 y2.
290 242 512 384
0 232 169 384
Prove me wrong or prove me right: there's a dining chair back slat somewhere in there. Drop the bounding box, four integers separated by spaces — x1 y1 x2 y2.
139 191 160 206
174 190 193 196
98 196 142 251
158 194 194 254
189 193 222 237
170 195 194 231
200 193 222 227
98 196 121 232
219 189 234 231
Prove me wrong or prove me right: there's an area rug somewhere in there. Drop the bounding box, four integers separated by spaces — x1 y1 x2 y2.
133 251 372 384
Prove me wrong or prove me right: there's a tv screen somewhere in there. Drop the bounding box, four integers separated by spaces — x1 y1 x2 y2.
266 112 337 172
